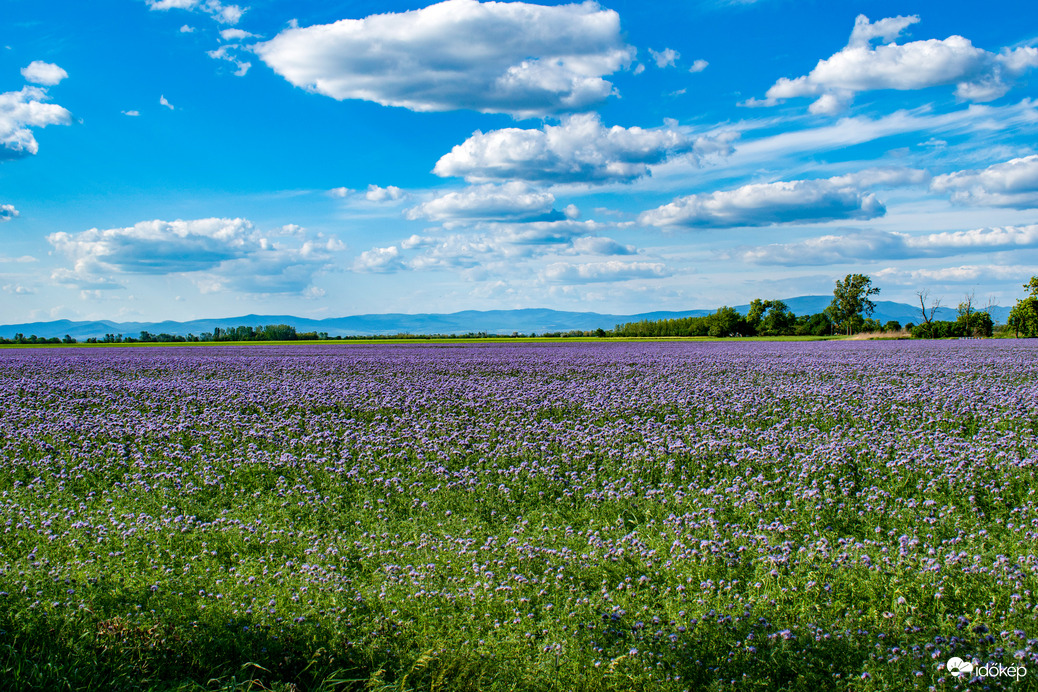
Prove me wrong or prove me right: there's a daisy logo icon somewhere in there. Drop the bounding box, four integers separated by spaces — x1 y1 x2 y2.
947 657 974 677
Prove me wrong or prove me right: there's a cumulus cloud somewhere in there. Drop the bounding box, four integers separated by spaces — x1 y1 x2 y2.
20 61 68 86
434 113 735 185
159 95 174 110
638 168 925 230
146 0 244 25
0 85 72 160
689 59 709 73
741 224 1038 265
365 185 406 202
649 48 680 68
540 260 670 283
0 204 18 222
254 0 635 117
931 155 1038 208
122 110 140 116
48 217 342 294
760 14 1038 113
406 183 562 226
352 245 405 273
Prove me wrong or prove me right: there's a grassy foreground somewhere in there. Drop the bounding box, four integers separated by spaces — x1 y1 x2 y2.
1 341 1036 690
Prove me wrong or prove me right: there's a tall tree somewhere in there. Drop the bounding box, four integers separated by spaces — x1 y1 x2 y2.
1008 276 1038 337
957 291 976 337
827 274 880 335
916 289 941 338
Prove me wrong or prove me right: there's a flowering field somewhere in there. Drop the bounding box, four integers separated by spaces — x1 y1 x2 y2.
1 341 1036 691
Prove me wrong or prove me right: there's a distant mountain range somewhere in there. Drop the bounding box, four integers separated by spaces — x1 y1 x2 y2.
0 297 1012 340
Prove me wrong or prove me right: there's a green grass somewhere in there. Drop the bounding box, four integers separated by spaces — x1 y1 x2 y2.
0 334 843 349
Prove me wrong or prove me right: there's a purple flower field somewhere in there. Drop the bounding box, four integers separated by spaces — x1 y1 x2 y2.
1 340 1036 690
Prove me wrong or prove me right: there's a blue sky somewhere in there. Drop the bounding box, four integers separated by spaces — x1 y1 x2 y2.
3 0 1038 322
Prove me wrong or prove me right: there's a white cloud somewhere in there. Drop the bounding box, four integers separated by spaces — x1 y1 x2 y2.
689 59 709 73
540 260 670 283
365 184 406 202
254 0 635 117
0 254 36 263
567 236 635 255
353 220 622 274
741 224 1038 265
638 168 926 229
0 204 18 221
122 110 140 117
159 95 174 110
649 48 680 68
352 245 405 273
2 283 35 295
761 14 1038 113
829 167 930 188
149 0 197 9
50 268 124 290
0 85 72 160
47 218 341 294
219 28 254 41
406 183 561 226
146 0 244 25
208 45 251 76
20 61 68 86
931 155 1038 208
180 24 196 33
875 263 1036 285
433 113 733 185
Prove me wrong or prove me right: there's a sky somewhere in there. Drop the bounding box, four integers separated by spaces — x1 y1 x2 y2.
3 0 1038 323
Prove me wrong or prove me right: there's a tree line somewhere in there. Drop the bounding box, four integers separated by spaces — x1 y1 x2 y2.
613 273 1013 339
3 275 1038 344
0 324 328 345
614 274 892 338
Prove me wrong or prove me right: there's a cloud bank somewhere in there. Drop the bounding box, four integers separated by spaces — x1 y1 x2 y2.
741 224 1038 265
48 218 342 294
931 155 1038 208
406 183 564 226
639 168 925 229
760 14 1038 114
254 0 635 117
434 113 735 184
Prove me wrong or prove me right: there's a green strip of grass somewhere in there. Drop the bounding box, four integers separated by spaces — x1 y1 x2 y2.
0 335 844 349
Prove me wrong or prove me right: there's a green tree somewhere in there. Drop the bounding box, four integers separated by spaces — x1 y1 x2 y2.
957 291 978 336
708 306 746 337
794 312 833 336
1008 276 1038 337
827 274 880 335
745 299 797 336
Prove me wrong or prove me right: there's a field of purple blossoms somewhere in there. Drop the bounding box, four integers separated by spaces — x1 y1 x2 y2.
1 341 1037 691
